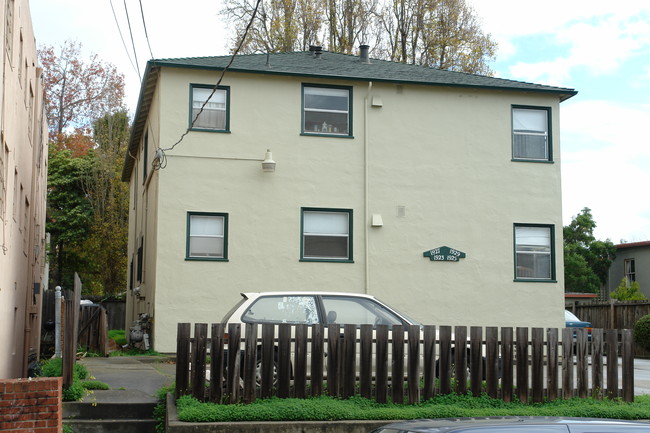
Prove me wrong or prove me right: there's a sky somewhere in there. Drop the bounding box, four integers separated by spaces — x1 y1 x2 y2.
30 0 650 244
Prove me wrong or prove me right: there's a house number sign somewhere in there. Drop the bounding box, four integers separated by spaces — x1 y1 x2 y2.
423 246 466 262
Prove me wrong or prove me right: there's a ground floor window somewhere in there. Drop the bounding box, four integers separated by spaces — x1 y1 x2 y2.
514 224 555 281
301 207 352 262
186 212 228 260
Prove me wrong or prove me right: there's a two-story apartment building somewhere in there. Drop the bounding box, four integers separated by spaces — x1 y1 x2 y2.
0 0 49 378
122 47 577 352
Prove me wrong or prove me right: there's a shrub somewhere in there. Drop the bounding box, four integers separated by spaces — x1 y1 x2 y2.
634 314 650 351
610 278 645 301
38 357 103 401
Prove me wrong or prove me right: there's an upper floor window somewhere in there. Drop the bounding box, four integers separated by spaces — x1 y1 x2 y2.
514 224 555 281
190 84 229 132
187 212 228 261
624 259 636 286
302 84 351 137
512 106 552 162
301 207 353 262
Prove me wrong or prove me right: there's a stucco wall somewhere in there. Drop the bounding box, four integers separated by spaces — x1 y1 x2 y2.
608 245 650 299
132 68 566 352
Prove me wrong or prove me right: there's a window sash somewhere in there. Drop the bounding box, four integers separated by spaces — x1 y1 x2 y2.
513 108 549 160
188 214 226 258
302 210 351 260
191 87 227 130
515 226 552 279
303 86 350 135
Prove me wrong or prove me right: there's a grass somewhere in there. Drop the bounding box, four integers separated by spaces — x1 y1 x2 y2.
108 329 127 346
175 394 650 423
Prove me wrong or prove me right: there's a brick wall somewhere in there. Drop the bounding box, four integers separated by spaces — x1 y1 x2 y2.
0 377 62 432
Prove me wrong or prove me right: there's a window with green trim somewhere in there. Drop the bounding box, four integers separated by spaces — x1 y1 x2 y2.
190 84 229 132
512 106 552 161
187 212 228 260
302 84 351 136
301 208 352 261
514 224 554 280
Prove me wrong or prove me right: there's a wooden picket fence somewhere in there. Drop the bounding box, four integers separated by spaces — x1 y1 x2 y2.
175 323 635 405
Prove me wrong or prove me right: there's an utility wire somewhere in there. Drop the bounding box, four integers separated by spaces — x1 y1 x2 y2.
138 0 155 60
109 0 139 77
158 0 263 157
123 0 141 79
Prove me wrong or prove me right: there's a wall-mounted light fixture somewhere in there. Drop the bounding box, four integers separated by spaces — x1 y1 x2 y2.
262 149 276 172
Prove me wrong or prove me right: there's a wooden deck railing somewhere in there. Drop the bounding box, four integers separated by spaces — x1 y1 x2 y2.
175 323 635 404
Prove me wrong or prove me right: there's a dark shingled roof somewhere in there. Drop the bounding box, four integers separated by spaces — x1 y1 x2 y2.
123 50 577 180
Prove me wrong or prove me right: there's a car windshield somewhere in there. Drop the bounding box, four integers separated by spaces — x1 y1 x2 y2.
565 310 581 322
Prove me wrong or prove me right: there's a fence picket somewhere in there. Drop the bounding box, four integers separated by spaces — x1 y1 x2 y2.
485 327 498 399
516 327 528 403
591 328 603 399
546 328 558 401
226 323 241 404
470 326 482 397
359 324 373 399
191 323 208 401
242 324 257 403
423 325 436 400
294 324 308 399
311 324 324 397
562 327 574 399
531 328 544 403
175 323 190 399
439 326 452 395
391 325 404 404
277 324 291 398
407 325 420 404
375 325 388 404
209 323 225 403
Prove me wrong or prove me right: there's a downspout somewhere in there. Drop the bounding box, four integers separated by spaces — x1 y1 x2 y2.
364 81 372 294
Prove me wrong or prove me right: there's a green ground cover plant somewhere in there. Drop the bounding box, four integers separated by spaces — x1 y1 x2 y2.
108 329 127 346
38 357 109 401
175 394 650 423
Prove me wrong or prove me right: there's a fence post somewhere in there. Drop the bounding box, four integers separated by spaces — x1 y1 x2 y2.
54 286 62 358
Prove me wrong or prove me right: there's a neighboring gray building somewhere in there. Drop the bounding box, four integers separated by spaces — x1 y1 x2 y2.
607 241 650 298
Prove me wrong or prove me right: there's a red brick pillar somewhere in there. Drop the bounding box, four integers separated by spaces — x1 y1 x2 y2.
0 377 62 432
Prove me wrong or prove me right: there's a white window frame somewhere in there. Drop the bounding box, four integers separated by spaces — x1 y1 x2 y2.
512 106 552 161
301 208 353 262
514 224 554 281
186 212 228 260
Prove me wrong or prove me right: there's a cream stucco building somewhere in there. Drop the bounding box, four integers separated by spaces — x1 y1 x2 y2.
123 48 576 352
0 0 49 378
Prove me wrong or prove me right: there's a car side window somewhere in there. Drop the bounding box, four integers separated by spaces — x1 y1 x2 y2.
321 296 403 327
242 295 319 324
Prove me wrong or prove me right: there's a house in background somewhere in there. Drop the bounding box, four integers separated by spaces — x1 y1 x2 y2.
607 241 650 299
0 0 49 378
122 47 576 352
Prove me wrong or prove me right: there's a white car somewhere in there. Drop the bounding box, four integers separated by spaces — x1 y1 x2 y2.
221 291 422 329
220 291 483 385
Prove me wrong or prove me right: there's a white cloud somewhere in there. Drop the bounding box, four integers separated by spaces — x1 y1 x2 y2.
561 100 650 242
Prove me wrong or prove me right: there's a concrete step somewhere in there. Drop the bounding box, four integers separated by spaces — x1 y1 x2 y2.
63 389 159 433
63 418 157 433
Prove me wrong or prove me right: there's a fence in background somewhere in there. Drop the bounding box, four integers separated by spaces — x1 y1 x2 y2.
175 323 635 405
569 300 650 358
